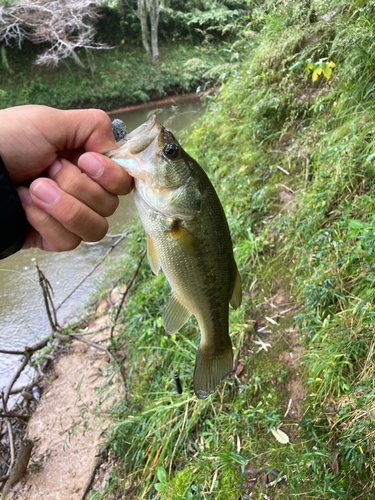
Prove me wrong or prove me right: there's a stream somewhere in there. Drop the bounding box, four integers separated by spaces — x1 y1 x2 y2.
0 95 203 390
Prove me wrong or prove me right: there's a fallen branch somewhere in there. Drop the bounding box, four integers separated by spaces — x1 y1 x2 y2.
2 439 34 499
0 413 30 420
304 154 310 190
0 348 27 355
57 233 128 312
1 392 15 476
35 261 61 332
2 335 54 409
2 357 28 411
80 445 110 500
110 251 146 338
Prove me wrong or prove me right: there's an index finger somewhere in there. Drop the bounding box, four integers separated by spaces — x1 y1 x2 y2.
52 108 117 154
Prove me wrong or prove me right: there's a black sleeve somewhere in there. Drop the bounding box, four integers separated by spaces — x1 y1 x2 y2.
0 156 29 259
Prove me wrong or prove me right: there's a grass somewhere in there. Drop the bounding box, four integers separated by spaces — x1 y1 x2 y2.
39 0 375 498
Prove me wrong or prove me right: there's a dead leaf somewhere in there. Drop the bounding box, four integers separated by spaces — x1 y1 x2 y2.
270 428 289 444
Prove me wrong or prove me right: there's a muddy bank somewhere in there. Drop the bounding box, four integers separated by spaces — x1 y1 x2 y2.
1 297 123 500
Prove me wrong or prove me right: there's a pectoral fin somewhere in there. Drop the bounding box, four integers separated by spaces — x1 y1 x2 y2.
163 293 191 334
147 235 160 276
230 268 242 309
166 223 201 256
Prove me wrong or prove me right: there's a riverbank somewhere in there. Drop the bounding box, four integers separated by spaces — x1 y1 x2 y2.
0 42 234 111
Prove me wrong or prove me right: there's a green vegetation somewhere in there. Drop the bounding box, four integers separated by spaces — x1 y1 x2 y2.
0 43 235 110
84 1 375 498
0 0 248 110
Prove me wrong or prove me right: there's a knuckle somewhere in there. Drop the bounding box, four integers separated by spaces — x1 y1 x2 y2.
50 237 80 252
101 195 119 217
85 219 108 242
89 108 112 132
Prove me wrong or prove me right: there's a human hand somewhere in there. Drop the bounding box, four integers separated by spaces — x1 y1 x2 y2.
0 105 133 251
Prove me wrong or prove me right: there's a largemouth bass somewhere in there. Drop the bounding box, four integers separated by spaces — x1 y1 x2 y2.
107 115 242 399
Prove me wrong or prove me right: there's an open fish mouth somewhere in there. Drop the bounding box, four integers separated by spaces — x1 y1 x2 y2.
106 114 162 176
122 114 161 155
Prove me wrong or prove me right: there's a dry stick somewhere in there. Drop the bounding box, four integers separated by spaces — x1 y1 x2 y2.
56 233 128 312
2 356 28 411
0 475 9 483
110 251 146 339
2 335 54 409
68 334 126 394
10 378 41 396
353 490 373 500
0 413 30 420
2 439 34 499
80 445 110 500
0 348 26 355
35 262 61 332
1 392 15 476
304 154 310 190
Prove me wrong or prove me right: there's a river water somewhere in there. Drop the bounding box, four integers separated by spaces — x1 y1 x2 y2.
0 95 203 390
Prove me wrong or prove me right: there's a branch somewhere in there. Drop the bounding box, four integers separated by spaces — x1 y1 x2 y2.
57 233 128 311
35 261 61 332
1 392 15 477
0 349 27 355
110 251 146 338
2 357 29 411
80 445 110 500
304 154 310 190
2 439 34 498
0 413 30 420
1 335 54 410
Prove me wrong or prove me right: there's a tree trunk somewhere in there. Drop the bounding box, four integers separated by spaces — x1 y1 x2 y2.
85 47 95 75
150 0 159 65
137 0 152 61
71 49 86 70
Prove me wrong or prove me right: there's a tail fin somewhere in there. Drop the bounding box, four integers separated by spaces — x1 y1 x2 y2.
193 345 233 399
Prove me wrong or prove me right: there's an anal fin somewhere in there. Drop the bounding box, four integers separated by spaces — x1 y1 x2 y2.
147 234 160 276
163 293 191 334
230 268 242 309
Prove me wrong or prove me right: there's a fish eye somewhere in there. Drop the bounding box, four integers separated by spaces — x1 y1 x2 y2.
164 143 179 158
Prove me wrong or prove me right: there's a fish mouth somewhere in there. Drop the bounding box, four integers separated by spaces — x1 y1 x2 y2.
107 114 161 177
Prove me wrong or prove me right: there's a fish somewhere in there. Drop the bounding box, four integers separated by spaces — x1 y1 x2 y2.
106 115 242 399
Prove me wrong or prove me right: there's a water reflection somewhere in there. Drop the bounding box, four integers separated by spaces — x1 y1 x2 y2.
0 95 203 389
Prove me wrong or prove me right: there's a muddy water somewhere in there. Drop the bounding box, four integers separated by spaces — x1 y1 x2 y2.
0 95 203 390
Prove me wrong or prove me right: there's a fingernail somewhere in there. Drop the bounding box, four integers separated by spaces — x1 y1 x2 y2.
80 154 104 178
31 180 60 204
18 187 32 205
47 159 62 178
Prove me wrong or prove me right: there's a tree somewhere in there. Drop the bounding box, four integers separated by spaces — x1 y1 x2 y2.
137 0 159 65
0 0 107 72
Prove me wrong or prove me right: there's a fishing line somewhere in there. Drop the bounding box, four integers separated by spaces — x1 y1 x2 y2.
0 269 39 284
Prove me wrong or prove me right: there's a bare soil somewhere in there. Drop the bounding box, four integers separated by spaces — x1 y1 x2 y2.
6 303 117 500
